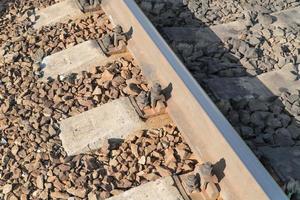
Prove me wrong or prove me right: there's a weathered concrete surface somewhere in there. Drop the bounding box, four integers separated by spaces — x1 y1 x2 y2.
258 146 300 182
273 6 300 27
41 40 126 79
41 40 104 78
34 0 83 29
163 21 243 44
60 97 145 155
205 65 300 100
60 97 172 155
163 7 300 43
205 76 272 100
258 65 300 95
107 176 184 200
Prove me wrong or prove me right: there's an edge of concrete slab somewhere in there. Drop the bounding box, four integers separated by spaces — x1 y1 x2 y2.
34 0 84 29
60 97 145 155
163 6 300 43
40 40 130 79
205 65 300 100
107 176 184 200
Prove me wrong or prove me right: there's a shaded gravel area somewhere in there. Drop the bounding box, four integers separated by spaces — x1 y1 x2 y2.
185 0 300 26
136 0 300 28
217 95 300 150
170 22 300 79
216 93 300 198
137 0 300 79
0 1 198 199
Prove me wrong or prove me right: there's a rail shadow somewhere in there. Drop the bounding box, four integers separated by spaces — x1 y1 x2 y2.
136 0 300 193
213 158 226 183
0 1 14 17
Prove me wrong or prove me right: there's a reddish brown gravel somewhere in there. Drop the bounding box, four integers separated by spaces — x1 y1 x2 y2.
0 1 198 199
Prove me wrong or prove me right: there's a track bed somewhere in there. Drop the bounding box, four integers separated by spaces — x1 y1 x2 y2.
1 0 298 200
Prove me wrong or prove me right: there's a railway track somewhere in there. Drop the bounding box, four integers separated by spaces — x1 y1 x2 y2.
0 0 298 199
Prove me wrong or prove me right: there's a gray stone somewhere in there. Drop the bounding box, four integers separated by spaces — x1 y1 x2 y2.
262 133 274 144
244 48 258 59
274 128 295 146
273 28 285 37
238 41 249 55
247 37 261 46
269 104 283 114
32 49 44 63
278 114 292 127
262 29 271 39
257 14 274 26
216 100 231 114
264 127 275 135
176 43 194 57
266 117 282 129
240 110 251 125
0 138 7 145
140 2 153 12
250 112 266 127
240 126 255 139
287 123 300 140
248 100 269 112
228 110 239 124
